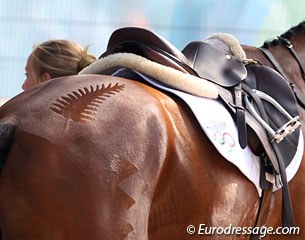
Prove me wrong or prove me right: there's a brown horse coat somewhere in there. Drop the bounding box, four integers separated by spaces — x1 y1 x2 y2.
2 22 305 238
0 74 260 239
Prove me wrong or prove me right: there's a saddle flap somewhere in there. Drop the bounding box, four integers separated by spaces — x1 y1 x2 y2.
182 41 247 87
244 64 300 169
100 27 196 75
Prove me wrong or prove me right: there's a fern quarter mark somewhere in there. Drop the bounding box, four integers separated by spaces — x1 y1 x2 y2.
50 83 125 123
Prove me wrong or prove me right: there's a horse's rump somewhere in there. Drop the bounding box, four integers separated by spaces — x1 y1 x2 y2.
0 74 170 238
0 73 260 239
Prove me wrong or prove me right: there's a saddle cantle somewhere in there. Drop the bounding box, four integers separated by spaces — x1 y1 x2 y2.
100 27 197 75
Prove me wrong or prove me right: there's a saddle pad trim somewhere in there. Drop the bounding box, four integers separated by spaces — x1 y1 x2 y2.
79 52 218 99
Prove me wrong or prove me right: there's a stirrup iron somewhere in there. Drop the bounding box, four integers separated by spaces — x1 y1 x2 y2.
244 89 301 143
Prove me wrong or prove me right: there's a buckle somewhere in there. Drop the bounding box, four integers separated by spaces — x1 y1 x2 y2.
278 36 293 49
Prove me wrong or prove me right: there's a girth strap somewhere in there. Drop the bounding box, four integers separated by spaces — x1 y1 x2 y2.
272 140 295 227
250 188 273 240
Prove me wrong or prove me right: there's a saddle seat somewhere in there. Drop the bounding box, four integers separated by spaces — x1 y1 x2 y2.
100 27 197 75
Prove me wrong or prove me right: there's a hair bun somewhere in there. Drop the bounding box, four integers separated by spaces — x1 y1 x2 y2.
78 50 96 71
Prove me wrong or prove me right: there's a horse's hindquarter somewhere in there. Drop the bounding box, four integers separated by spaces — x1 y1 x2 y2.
0 74 171 239
0 74 259 239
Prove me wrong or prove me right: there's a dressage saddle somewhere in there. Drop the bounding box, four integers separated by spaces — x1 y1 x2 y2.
182 41 300 171
99 27 301 227
100 27 247 87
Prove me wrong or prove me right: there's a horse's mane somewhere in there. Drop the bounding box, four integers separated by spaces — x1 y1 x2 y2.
263 20 305 48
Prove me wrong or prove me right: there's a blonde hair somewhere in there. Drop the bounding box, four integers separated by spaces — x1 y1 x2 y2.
30 39 96 84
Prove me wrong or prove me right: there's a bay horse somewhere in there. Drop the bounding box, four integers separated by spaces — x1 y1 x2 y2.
0 23 304 240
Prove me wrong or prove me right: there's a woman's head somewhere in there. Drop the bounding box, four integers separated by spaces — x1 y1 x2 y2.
23 39 96 90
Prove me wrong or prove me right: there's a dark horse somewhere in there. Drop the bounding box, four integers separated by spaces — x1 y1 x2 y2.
0 23 305 239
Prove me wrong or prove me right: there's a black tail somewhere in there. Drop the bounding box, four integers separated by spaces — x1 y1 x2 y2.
0 124 14 173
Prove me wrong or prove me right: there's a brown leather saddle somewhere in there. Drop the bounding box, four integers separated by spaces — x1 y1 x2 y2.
100 27 247 86
182 41 300 173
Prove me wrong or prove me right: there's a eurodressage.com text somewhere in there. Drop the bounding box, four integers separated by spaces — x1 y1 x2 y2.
186 224 300 238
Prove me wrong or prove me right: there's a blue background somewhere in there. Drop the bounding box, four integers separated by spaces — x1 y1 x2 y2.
1 0 304 99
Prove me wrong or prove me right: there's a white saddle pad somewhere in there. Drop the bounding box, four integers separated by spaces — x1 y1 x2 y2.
120 69 304 196
0 98 8 107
